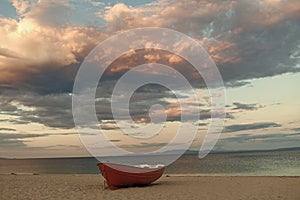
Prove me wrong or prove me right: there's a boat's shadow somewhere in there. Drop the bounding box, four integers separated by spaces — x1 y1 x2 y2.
107 182 165 190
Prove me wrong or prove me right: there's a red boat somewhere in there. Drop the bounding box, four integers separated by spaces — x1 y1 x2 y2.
97 163 165 190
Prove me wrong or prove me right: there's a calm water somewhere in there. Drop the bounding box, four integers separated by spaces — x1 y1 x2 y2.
0 150 299 176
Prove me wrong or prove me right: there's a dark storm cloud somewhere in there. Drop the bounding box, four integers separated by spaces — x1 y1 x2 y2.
19 94 75 129
104 0 300 85
0 91 74 128
0 94 18 113
215 1 300 83
0 90 259 131
23 63 79 94
95 83 181 123
224 122 281 133
0 85 177 130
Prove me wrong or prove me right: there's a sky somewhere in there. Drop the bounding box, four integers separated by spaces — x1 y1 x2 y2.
0 0 299 158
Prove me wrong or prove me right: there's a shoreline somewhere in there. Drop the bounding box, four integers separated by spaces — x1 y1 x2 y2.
1 174 299 200
1 172 299 177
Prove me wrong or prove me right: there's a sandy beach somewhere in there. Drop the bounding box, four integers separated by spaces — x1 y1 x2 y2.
1 174 299 200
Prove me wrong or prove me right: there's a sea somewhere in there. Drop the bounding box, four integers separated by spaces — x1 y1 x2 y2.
0 150 299 176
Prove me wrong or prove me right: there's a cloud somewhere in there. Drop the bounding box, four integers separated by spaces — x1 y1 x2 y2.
2 0 299 92
0 130 76 148
292 128 300 132
226 102 266 114
0 86 264 130
11 0 31 15
1 0 299 96
221 132 300 144
100 123 119 130
109 139 121 142
0 48 23 59
225 81 251 88
0 2 106 94
221 102 268 116
0 128 16 131
43 144 82 150
0 0 298 133
22 0 71 27
0 133 47 139
0 132 47 147
1 92 75 128
103 0 300 85
224 122 281 133
120 142 169 149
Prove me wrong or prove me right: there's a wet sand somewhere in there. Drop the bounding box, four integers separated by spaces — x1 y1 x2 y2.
1 174 299 200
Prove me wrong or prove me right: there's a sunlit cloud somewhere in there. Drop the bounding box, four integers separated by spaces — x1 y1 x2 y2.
0 0 299 157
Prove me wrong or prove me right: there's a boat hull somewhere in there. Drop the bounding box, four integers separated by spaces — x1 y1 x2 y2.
97 163 164 190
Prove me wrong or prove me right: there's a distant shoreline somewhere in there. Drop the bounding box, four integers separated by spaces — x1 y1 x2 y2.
2 146 299 160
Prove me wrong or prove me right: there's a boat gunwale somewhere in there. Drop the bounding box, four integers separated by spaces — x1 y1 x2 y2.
97 162 165 174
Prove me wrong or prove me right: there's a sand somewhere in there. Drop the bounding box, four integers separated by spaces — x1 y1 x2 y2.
1 174 299 200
